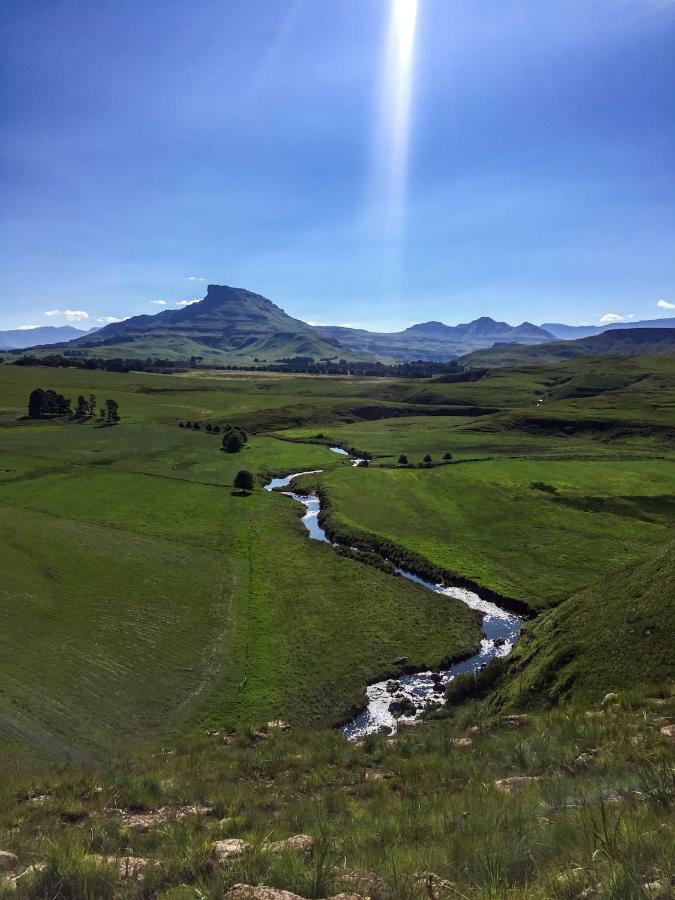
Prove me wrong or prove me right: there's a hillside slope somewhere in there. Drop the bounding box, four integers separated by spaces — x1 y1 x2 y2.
497 541 675 706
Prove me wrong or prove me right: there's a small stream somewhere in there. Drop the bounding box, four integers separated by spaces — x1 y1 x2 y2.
265 457 522 739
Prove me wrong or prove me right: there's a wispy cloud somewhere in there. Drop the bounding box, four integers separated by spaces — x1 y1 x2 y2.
657 299 675 309
600 312 633 324
186 276 206 282
44 309 89 321
150 299 167 305
16 324 40 330
176 298 200 307
97 315 129 324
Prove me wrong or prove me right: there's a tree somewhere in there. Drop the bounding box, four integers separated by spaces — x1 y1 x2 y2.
398 454 408 466
212 425 221 434
88 394 97 417
443 451 453 461
423 454 432 464
104 399 120 425
234 469 254 494
28 388 47 418
206 423 213 433
223 431 243 453
75 395 90 417
357 459 369 467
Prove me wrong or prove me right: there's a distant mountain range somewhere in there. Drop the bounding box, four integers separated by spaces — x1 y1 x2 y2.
541 317 675 340
315 318 554 361
0 325 90 351
4 285 674 364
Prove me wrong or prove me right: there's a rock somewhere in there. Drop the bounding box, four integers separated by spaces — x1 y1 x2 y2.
334 867 383 896
495 776 540 793
391 656 408 666
659 723 675 740
601 692 620 706
224 886 305 900
417 871 457 897
0 853 18 873
364 770 394 782
451 737 472 748
104 804 213 831
494 638 506 647
642 881 670 898
385 680 400 694
574 753 595 769
388 696 416 718
212 838 250 863
268 834 314 856
267 720 290 732
501 714 529 728
97 855 158 880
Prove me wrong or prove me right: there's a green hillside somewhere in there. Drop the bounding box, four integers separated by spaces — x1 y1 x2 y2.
495 540 675 706
461 327 675 367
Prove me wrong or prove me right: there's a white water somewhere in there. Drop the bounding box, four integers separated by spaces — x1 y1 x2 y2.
265 466 522 739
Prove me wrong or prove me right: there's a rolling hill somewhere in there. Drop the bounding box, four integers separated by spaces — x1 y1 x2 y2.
461 327 675 367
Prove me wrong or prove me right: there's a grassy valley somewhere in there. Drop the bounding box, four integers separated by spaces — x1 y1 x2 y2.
0 349 673 898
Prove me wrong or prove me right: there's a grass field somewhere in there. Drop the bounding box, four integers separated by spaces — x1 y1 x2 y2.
0 366 482 760
312 457 675 609
1 352 674 763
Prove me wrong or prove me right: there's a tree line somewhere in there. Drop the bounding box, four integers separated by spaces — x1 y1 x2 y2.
27 389 120 424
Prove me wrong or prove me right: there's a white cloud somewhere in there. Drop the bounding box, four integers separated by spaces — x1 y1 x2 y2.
600 312 633 324
43 308 89 321
97 315 129 325
657 299 675 310
176 298 200 307
150 299 167 305
338 322 354 328
186 276 206 282
16 324 40 330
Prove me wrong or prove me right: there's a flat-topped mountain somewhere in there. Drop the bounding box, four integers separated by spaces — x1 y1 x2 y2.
69 285 357 363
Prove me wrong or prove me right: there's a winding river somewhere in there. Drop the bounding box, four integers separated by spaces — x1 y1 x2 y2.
265 456 522 739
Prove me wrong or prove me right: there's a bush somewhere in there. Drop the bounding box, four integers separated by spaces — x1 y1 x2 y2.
443 451 452 460
398 454 408 466
234 469 254 493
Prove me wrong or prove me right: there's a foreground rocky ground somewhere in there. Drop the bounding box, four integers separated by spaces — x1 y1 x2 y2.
1 688 673 899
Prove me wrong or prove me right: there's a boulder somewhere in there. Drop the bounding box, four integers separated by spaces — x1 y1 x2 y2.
212 839 250 863
659 723 675 741
0 852 18 872
501 714 529 728
385 681 400 694
267 720 291 732
495 776 540 793
268 834 314 856
601 692 620 706
391 656 409 666
451 737 472 748
388 696 416 718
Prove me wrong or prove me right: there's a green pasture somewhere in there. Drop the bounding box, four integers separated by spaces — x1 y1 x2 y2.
314 457 675 609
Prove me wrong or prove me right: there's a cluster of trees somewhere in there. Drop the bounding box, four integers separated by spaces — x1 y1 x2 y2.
26 389 120 424
222 424 248 453
28 388 72 418
15 354 190 374
397 451 453 466
14 354 469 379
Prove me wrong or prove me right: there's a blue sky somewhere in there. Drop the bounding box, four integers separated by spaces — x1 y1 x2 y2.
1 0 674 332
